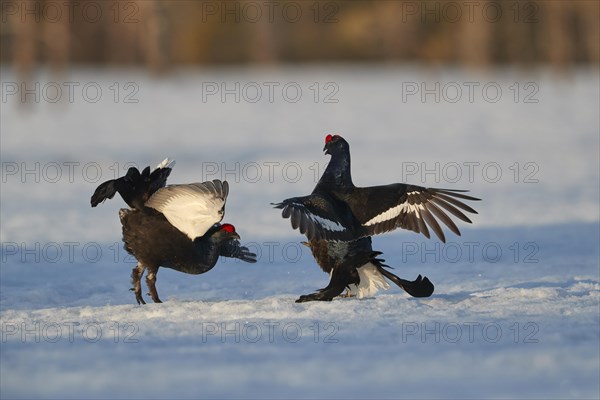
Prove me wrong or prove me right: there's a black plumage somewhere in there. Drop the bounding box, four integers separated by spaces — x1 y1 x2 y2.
91 159 256 304
274 135 481 302
297 237 433 302
120 209 252 304
275 135 480 243
91 162 173 210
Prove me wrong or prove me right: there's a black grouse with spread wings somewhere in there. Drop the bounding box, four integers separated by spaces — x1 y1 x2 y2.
274 135 480 302
275 135 479 243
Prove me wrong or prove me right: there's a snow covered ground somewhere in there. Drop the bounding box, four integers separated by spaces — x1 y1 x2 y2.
1 65 599 399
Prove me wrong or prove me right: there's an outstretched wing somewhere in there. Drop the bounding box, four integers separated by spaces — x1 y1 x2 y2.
219 239 257 263
345 184 480 242
146 180 229 240
273 194 365 241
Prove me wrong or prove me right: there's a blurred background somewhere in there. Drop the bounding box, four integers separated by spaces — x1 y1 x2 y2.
1 0 598 74
1 0 599 242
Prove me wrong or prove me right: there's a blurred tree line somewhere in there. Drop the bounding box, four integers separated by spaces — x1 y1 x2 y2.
1 0 598 74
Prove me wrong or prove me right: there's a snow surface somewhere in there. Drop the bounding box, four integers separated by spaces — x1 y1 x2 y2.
1 65 599 399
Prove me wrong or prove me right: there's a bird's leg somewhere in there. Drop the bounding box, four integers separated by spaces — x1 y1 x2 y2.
145 267 162 303
296 284 347 302
296 279 347 303
296 291 333 303
131 264 146 305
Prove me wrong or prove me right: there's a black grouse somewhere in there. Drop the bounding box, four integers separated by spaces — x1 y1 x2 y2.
274 134 479 302
92 159 256 304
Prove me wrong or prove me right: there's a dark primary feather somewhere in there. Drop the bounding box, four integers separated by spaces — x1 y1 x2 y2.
219 239 257 263
342 186 480 242
272 194 366 241
277 184 480 243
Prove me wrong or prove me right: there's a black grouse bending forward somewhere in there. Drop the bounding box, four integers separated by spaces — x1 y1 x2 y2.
275 135 480 302
92 159 256 304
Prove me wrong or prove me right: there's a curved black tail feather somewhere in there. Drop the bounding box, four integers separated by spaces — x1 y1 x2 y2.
377 266 434 298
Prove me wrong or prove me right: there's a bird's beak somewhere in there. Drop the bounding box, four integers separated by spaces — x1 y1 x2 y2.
232 232 240 240
301 241 310 247
323 144 330 155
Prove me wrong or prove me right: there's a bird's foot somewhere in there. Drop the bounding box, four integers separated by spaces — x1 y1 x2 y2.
130 288 146 305
146 292 162 303
295 293 334 303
